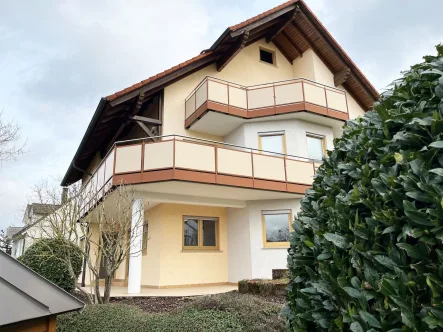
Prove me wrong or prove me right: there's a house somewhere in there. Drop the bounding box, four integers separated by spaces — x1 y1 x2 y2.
61 0 378 293
9 202 62 258
23 203 61 225
6 226 25 258
0 250 84 331
2 227 23 255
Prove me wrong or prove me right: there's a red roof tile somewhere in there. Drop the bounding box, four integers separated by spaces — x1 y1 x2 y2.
230 0 298 31
106 51 214 101
105 0 377 104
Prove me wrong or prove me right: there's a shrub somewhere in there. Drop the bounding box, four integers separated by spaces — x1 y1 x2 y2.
19 238 82 292
58 293 286 332
57 303 245 332
238 279 288 296
285 45 443 331
188 292 286 332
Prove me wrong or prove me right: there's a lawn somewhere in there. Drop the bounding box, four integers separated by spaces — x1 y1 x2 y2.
57 292 286 332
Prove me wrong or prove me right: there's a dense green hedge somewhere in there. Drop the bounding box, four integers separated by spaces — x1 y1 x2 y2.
19 238 82 292
57 292 285 332
285 45 443 331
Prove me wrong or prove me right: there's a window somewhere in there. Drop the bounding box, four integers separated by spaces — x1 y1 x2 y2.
262 210 292 248
259 132 286 155
306 134 326 161
183 217 218 250
259 48 275 65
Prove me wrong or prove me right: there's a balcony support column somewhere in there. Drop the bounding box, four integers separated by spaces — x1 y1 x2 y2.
128 198 144 294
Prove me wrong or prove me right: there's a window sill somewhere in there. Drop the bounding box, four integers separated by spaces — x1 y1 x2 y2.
262 246 289 250
181 250 223 253
259 60 278 68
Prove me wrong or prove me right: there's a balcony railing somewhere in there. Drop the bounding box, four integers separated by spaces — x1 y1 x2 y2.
79 135 320 216
185 76 349 128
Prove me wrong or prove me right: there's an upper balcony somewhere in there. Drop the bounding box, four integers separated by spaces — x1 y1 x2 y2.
79 135 319 216
185 77 349 136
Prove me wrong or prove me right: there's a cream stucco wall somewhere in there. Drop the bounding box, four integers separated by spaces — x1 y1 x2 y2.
141 203 228 287
292 49 334 86
81 40 366 177
82 152 102 185
142 204 162 286
163 38 295 141
340 86 366 119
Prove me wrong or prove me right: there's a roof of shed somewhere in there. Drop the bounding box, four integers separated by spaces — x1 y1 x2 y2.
0 250 84 327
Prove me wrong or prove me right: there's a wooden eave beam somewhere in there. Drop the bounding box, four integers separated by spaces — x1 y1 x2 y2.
231 4 297 37
266 10 298 44
297 11 376 101
281 30 302 58
104 121 127 153
291 22 336 74
129 115 162 125
334 66 351 87
136 121 157 140
217 30 250 72
101 113 126 123
132 92 145 115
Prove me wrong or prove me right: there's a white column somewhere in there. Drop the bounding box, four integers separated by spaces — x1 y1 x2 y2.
128 198 143 294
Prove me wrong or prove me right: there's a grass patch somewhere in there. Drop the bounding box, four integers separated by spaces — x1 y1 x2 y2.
57 292 285 332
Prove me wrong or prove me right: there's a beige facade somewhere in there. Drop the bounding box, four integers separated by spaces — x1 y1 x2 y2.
70 7 376 289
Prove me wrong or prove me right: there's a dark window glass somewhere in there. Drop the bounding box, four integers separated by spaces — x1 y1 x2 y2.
184 219 198 246
202 219 216 246
260 49 274 64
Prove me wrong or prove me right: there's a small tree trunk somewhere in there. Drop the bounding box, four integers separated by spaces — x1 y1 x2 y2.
94 277 103 304
102 274 113 304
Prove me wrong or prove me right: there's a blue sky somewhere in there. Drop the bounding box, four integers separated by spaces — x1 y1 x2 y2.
0 0 442 230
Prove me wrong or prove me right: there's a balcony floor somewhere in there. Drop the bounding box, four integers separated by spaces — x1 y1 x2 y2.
188 108 345 136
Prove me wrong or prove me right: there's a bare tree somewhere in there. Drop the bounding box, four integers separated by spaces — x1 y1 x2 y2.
0 229 12 254
0 110 25 163
30 180 144 304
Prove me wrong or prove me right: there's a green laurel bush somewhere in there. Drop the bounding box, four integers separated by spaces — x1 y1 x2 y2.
285 45 443 331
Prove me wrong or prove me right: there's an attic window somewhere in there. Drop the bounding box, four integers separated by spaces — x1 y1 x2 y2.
260 48 275 65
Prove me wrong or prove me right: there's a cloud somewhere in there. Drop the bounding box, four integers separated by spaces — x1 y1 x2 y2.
0 0 441 231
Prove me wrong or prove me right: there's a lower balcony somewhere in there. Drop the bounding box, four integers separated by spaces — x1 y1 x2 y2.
81 135 318 216
185 77 349 136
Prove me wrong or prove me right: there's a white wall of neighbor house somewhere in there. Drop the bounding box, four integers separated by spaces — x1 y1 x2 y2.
224 119 335 159
247 199 300 279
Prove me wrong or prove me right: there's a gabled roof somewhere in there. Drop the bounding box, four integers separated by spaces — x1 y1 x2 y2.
0 250 84 327
25 203 61 217
61 0 379 186
6 226 23 239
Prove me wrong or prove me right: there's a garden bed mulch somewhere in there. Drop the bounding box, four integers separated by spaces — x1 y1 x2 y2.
109 296 194 313
110 291 285 313
73 290 285 314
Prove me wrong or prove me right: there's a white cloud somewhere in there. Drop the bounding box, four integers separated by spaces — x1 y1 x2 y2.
0 0 441 230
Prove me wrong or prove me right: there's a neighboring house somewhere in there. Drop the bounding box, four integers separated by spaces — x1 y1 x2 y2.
0 250 83 331
9 203 61 258
23 203 61 225
2 227 23 255
61 0 378 293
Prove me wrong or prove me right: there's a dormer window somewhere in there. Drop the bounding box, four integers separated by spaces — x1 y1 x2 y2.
259 48 275 65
